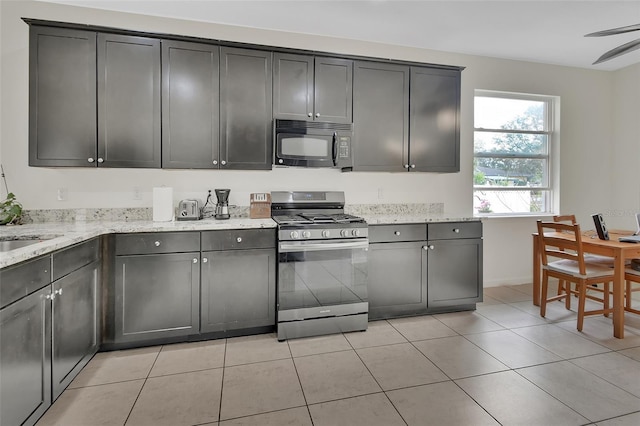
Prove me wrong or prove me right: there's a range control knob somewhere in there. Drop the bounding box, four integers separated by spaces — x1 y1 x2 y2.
302 231 311 238
290 231 299 239
322 230 331 238
340 229 349 237
352 229 361 237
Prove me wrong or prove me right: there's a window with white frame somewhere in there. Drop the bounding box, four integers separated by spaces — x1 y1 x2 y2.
473 90 556 215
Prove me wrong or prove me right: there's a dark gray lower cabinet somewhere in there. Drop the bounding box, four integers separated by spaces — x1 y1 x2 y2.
0 286 52 426
368 242 426 319
200 248 276 333
52 260 100 400
115 252 200 343
368 222 482 319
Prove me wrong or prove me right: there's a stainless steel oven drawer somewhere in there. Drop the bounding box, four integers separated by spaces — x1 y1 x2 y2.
115 232 200 255
201 229 276 251
369 224 427 243
428 222 482 240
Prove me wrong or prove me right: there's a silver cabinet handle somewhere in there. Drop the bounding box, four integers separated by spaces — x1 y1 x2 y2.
394 231 401 236
404 164 410 169
307 112 312 117
410 164 415 169
453 228 460 233
213 160 218 165
97 158 104 163
193 258 198 264
45 293 53 300
202 258 208 263
315 113 320 118
236 237 242 243
88 157 95 163
429 245 435 250
55 289 63 296
423 246 429 250
221 160 227 166
154 241 161 247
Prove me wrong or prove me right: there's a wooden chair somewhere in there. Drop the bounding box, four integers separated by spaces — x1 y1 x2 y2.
625 266 640 315
537 220 614 331
553 214 577 224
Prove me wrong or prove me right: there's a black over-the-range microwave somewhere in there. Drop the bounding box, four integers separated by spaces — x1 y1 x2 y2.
273 119 354 169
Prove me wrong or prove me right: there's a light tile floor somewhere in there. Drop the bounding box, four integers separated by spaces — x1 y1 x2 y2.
37 283 640 426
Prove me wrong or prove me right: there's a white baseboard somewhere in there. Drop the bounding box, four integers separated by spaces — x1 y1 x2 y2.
483 276 532 288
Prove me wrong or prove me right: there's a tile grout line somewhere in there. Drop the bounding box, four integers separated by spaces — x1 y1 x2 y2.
121 346 163 425
217 338 228 424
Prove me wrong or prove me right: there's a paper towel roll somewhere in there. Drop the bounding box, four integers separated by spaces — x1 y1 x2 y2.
153 187 174 222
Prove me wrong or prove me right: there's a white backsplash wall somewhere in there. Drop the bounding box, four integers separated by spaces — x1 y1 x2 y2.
5 166 470 213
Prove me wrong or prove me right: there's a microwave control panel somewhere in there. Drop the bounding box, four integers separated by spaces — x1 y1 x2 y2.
338 136 350 158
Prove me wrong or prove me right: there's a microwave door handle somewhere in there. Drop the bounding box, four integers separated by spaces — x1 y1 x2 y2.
332 132 337 166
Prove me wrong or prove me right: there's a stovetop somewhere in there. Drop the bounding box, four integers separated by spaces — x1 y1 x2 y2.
272 213 365 226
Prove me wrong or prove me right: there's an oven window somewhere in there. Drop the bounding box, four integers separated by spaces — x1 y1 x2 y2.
280 136 330 158
278 248 368 311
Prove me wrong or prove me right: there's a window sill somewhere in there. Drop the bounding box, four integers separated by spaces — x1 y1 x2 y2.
474 213 555 220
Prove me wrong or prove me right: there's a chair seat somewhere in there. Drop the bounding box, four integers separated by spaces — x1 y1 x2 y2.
545 259 614 279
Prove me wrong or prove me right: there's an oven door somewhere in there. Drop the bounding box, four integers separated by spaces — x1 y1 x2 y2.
275 131 337 167
277 239 368 313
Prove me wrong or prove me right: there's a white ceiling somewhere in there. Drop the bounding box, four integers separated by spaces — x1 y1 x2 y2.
39 0 640 71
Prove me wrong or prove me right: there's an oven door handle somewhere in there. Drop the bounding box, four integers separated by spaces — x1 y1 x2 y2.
279 239 369 253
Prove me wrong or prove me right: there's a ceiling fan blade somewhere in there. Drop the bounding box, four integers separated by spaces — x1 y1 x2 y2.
585 23 640 37
593 38 640 64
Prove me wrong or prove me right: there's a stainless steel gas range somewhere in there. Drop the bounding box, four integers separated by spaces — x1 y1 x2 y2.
271 191 368 341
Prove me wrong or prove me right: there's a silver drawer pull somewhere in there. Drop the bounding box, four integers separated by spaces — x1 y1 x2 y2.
154 241 161 247
221 160 227 166
202 258 208 263
55 289 63 296
87 157 95 163
97 158 104 163
236 237 242 243
429 245 435 250
453 228 460 233
193 258 198 264
423 246 429 251
394 231 401 236
307 112 313 117
315 113 320 118
213 160 218 165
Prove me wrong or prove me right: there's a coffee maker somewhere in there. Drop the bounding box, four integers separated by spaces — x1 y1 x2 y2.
214 189 230 220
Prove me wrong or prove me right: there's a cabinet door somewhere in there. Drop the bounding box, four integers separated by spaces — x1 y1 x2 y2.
368 242 426 319
29 26 97 167
0 286 52 426
201 248 276 333
353 61 409 171
273 53 314 121
115 252 200 343
314 57 353 123
220 47 273 170
427 239 483 307
162 41 220 169
98 33 161 168
52 261 99 400
410 67 461 172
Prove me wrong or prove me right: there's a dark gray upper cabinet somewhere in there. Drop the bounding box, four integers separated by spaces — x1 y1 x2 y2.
29 26 97 167
220 47 273 170
98 34 161 168
273 53 353 123
162 41 220 169
409 67 461 172
352 61 409 171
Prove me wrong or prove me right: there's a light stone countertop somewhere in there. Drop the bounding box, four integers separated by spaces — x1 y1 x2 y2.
0 218 276 269
361 213 479 225
0 210 479 268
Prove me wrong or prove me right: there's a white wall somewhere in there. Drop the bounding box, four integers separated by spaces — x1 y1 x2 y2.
2 0 637 286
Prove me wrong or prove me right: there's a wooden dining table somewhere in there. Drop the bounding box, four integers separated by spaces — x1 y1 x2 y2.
532 230 640 338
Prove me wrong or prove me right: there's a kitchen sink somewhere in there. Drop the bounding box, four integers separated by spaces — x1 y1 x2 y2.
0 237 57 252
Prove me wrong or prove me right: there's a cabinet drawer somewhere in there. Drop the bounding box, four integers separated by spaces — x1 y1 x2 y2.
428 222 482 240
53 238 100 280
0 256 51 308
116 232 200 255
369 224 427 243
201 229 275 251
